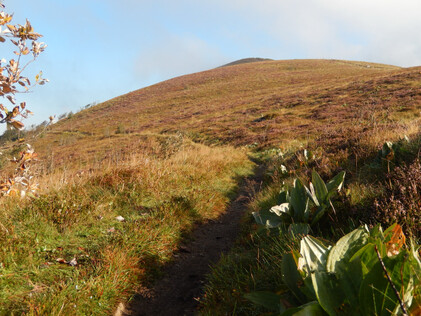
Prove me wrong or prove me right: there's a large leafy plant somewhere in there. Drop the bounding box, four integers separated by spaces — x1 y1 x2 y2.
253 170 345 234
246 224 421 315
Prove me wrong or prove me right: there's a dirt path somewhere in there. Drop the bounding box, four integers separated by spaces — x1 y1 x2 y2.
120 164 264 316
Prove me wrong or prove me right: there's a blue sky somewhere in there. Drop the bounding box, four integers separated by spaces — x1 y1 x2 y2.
3 0 421 128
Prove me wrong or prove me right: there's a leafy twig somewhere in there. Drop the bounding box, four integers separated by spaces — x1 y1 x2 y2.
374 245 408 316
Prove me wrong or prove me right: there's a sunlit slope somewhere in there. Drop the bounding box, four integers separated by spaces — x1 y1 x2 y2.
34 59 421 164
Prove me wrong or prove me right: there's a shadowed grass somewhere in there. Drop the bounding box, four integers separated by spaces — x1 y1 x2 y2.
1 59 421 314
0 139 253 315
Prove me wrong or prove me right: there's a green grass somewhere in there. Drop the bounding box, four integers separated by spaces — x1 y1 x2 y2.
2 59 421 314
200 130 421 315
200 228 300 315
0 141 254 315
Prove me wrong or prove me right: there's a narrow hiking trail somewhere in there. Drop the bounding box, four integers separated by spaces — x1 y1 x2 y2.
119 164 265 316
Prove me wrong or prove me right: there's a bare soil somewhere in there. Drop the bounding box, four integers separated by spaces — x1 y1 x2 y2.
121 164 265 316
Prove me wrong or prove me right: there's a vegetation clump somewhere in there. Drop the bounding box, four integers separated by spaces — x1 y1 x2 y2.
374 159 421 239
246 224 420 315
253 170 345 235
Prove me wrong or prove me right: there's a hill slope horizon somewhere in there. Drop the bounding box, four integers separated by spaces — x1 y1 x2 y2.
30 58 421 171
2 58 421 315
218 57 274 67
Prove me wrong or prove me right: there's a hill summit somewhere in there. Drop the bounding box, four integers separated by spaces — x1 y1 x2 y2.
219 57 273 67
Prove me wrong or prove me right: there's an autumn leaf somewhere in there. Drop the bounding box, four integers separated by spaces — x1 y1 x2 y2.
386 224 406 257
6 94 15 104
6 24 16 32
10 119 24 130
56 258 67 264
12 106 19 117
7 188 18 197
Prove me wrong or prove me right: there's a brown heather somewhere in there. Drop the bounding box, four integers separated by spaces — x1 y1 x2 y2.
374 159 421 239
1 59 421 314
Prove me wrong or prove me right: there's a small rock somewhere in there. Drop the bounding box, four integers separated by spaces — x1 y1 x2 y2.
115 216 125 222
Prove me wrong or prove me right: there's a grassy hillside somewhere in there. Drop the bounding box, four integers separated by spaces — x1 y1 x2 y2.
1 59 421 314
32 59 421 168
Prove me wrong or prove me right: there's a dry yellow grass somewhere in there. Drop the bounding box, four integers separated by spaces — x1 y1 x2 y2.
21 59 420 176
1 59 421 314
0 135 253 315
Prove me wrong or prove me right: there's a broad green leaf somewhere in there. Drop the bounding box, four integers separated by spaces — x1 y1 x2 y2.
306 182 320 206
271 203 291 217
282 252 308 303
252 209 283 228
326 171 345 199
303 274 317 300
300 236 330 274
326 226 369 274
359 251 414 316
350 243 381 276
290 178 309 222
244 291 285 313
304 199 311 222
312 171 328 205
383 223 397 239
281 301 327 316
278 189 289 204
312 271 345 316
289 223 310 238
324 227 369 310
336 258 365 313
369 224 384 240
311 205 328 226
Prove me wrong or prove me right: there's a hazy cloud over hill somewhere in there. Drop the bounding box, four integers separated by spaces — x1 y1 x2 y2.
210 0 421 67
134 34 226 82
4 0 421 128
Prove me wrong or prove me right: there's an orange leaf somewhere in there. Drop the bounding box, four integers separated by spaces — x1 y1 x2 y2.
11 120 24 130
8 189 18 197
12 106 19 117
386 224 406 257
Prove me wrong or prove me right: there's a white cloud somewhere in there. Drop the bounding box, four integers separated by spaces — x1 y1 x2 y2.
135 34 227 82
207 0 421 66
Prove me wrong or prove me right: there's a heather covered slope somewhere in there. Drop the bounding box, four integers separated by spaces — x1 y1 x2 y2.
2 59 421 315
33 59 421 169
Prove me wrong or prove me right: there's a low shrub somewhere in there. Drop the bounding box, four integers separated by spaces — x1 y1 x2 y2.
373 159 421 239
